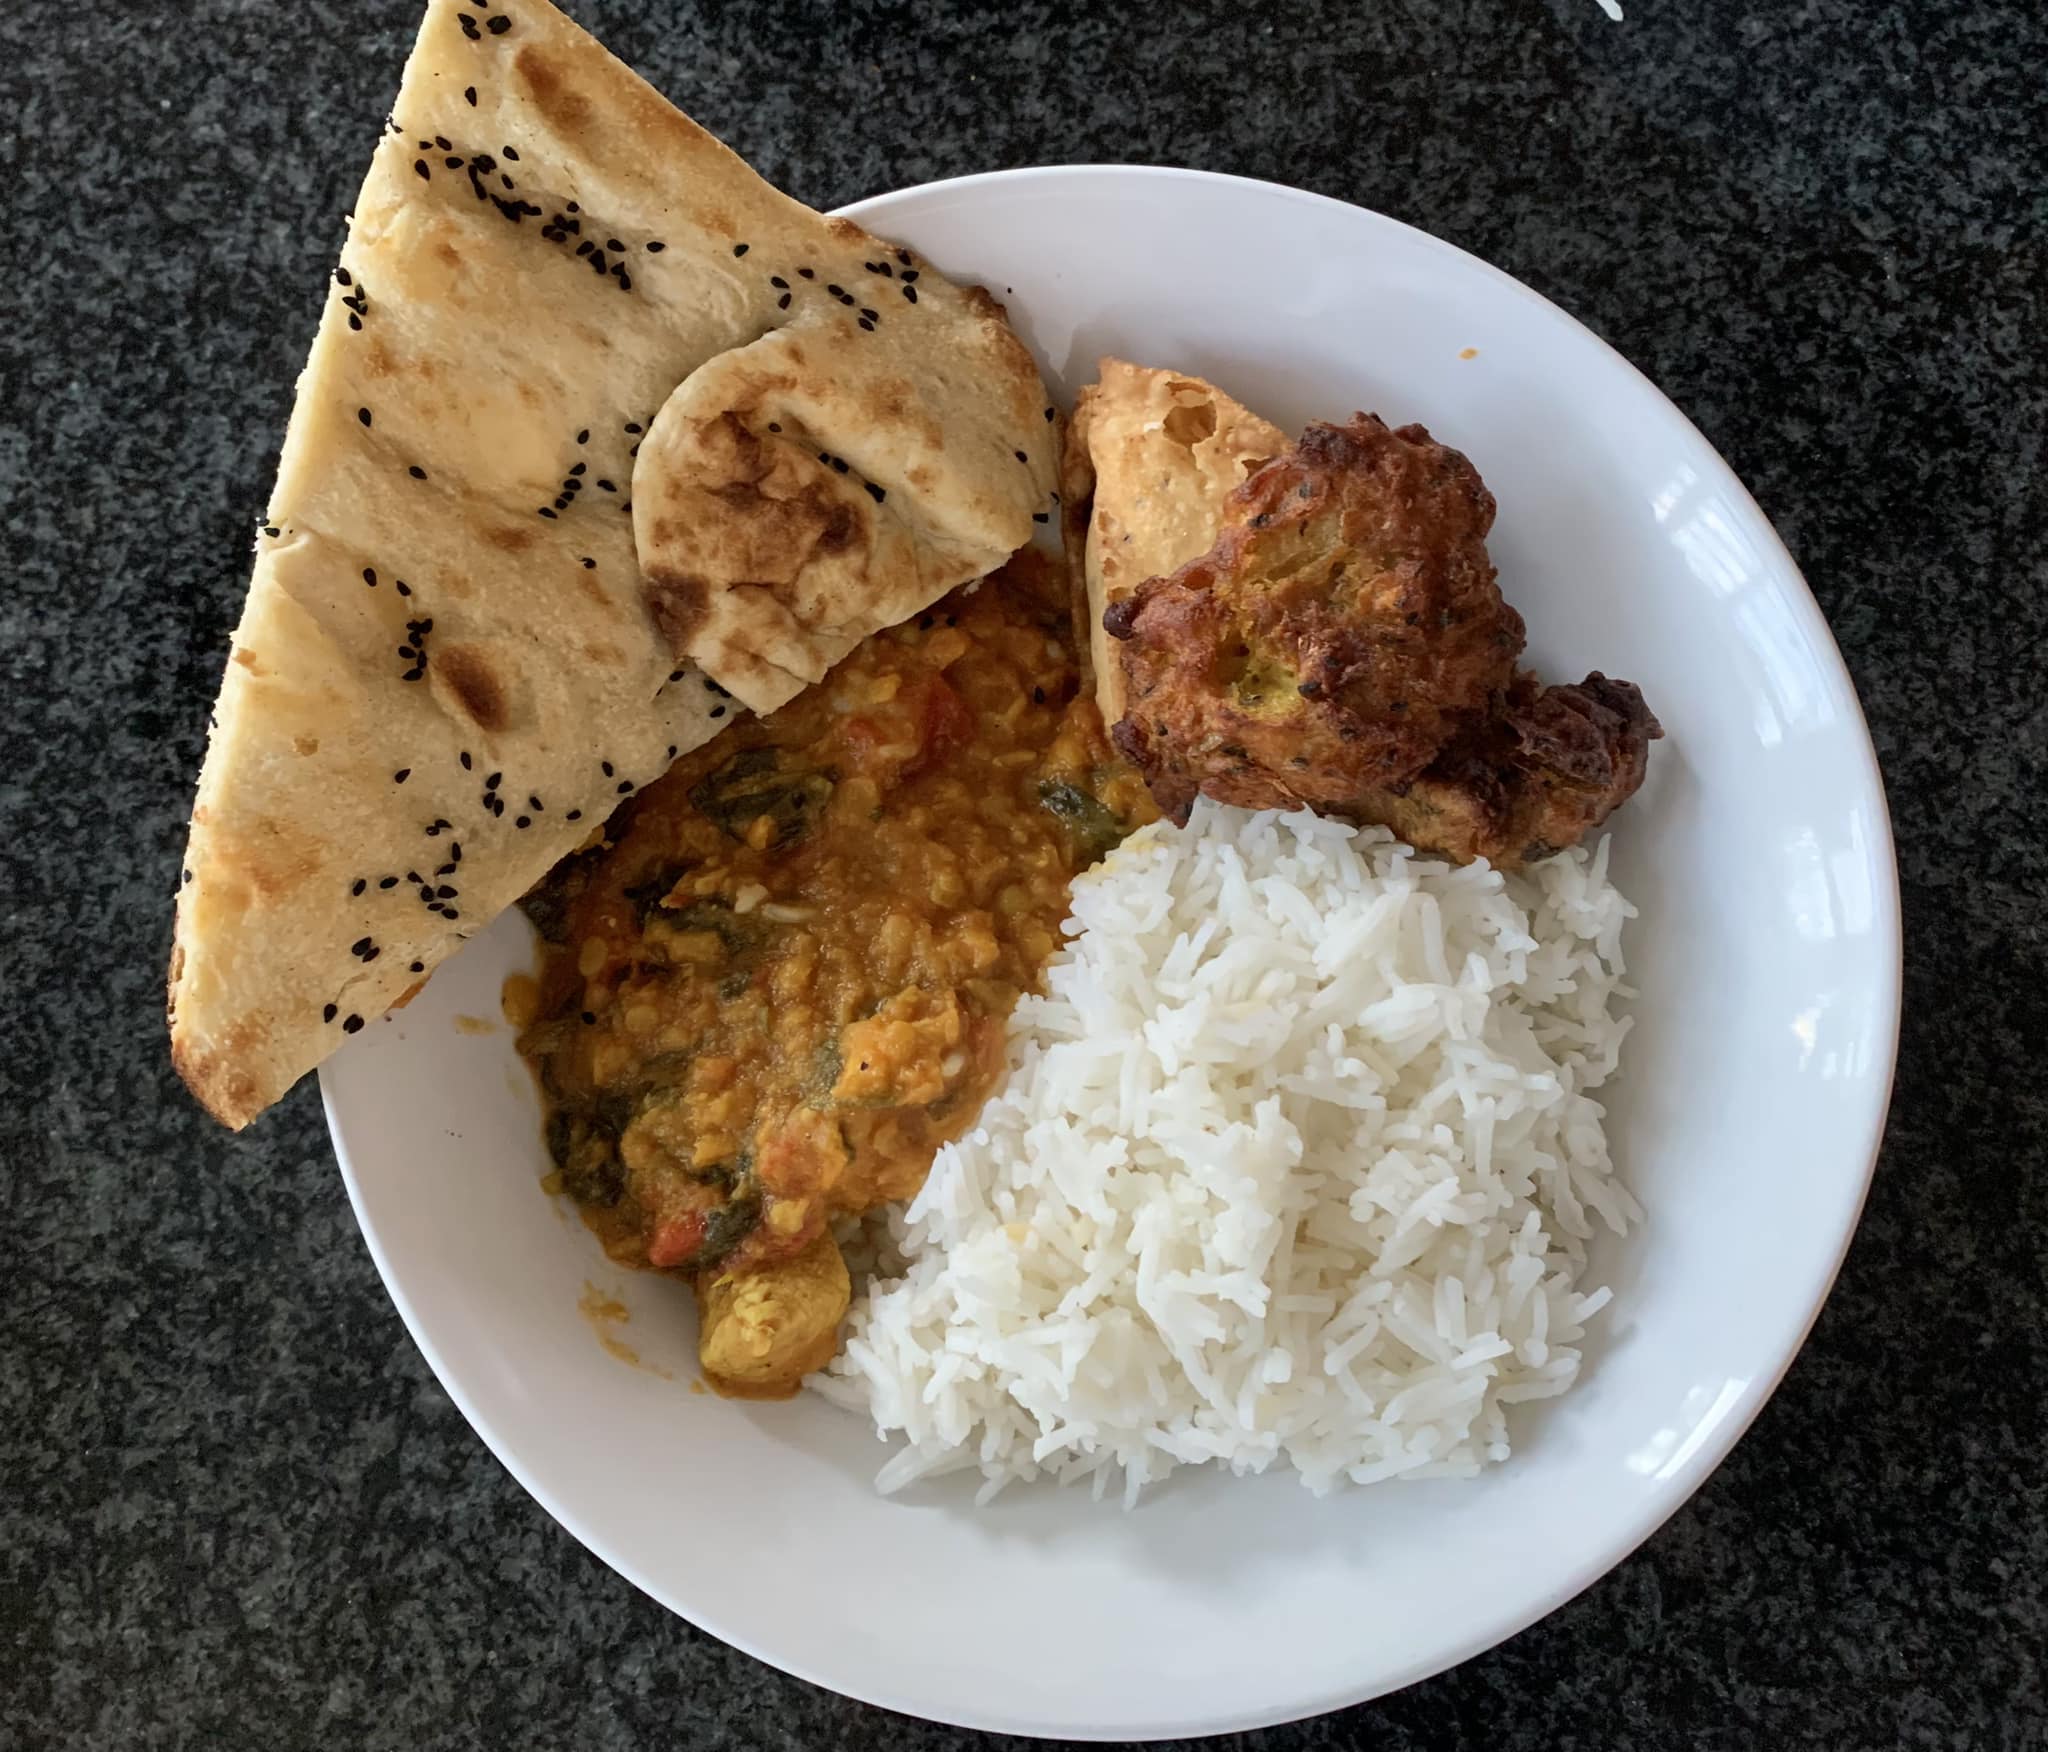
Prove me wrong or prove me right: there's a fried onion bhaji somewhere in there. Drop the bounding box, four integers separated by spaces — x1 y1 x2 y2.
1102 413 1660 868
1352 669 1660 868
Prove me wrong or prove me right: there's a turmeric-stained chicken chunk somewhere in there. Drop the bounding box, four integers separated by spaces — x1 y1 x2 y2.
694 1231 852 1395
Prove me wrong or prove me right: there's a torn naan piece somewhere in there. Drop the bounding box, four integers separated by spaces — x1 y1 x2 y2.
170 0 1054 1128
1061 360 1285 724
635 286 1056 717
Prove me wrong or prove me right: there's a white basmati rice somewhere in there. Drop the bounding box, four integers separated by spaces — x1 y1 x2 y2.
813 801 1641 1505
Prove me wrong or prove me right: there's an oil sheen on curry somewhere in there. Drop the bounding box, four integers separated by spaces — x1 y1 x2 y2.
516 556 1152 1397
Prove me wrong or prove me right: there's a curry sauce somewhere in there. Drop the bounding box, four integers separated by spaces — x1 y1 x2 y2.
518 555 1153 1394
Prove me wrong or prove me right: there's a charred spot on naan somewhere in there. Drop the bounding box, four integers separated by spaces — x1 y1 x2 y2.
482 522 539 554
432 642 511 734
511 45 596 133
643 570 711 650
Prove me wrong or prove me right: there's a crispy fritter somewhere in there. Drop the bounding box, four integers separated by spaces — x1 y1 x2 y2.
1103 412 1660 869
1351 671 1661 868
1106 414 1524 814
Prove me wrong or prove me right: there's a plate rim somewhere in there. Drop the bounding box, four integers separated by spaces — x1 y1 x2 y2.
323 163 1903 1739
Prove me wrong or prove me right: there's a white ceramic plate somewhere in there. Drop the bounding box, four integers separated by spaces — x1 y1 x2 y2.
322 167 1900 1739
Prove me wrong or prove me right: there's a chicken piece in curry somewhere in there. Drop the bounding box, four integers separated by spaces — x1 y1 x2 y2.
517 554 1152 1396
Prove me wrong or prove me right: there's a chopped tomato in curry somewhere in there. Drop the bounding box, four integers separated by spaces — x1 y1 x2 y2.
517 555 1153 1395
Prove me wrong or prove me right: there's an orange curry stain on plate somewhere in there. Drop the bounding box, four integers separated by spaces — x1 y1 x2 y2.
576 1280 670 1377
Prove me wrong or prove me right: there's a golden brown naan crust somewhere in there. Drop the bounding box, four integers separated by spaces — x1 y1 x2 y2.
1061 360 1285 725
635 277 1054 717
169 0 1053 1128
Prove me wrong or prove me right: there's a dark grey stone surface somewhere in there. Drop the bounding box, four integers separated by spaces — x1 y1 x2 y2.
3 0 2043 1746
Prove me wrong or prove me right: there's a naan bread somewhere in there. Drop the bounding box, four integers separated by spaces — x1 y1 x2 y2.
635 284 1056 717
1061 360 1285 726
170 0 1053 1128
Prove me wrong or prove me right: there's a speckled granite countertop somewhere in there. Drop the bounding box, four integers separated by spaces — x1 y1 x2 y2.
4 0 2043 1746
